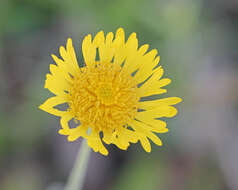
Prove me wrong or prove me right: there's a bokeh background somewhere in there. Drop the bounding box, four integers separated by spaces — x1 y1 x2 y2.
0 0 238 189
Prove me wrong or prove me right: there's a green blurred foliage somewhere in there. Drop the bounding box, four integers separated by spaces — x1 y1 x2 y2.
0 0 59 37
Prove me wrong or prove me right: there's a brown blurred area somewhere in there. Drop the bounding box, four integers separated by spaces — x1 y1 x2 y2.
0 0 238 190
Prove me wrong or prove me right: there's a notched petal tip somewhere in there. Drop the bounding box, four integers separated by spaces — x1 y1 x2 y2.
106 32 114 42
44 74 51 89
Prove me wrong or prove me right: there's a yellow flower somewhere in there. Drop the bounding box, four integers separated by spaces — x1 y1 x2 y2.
39 28 182 155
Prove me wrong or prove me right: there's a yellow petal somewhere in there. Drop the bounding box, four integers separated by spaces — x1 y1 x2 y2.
119 127 138 143
138 44 149 55
49 63 72 83
124 44 150 73
146 132 162 146
87 129 108 156
140 89 168 97
138 67 172 97
44 73 69 97
120 33 139 73
66 38 80 71
59 40 80 74
139 97 182 110
102 126 138 150
98 32 114 63
93 31 105 47
159 78 171 87
115 27 125 44
121 45 158 81
51 54 76 78
58 129 69 135
82 34 96 66
113 28 127 66
135 117 168 133
112 136 129 150
113 127 136 150
141 66 164 87
106 32 114 44
47 64 63 80
136 106 178 119
140 137 151 152
67 128 82 142
39 96 68 117
133 52 159 83
59 113 73 129
129 120 163 149
126 33 138 50
59 123 89 141
101 128 113 143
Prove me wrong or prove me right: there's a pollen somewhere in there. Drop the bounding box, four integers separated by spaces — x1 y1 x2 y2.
69 63 140 132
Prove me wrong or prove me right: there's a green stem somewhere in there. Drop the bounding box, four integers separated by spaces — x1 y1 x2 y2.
65 139 91 190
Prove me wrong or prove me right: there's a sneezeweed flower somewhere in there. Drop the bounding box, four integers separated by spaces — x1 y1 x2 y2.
39 28 182 155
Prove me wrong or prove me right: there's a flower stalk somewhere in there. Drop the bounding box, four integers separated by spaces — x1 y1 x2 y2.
65 139 91 190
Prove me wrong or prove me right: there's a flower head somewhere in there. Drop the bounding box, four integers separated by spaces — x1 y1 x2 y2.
39 28 182 155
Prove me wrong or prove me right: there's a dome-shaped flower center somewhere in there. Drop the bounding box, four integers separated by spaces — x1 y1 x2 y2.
97 83 114 105
68 63 140 131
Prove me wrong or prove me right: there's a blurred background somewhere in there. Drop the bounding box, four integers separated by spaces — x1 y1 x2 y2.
0 0 238 189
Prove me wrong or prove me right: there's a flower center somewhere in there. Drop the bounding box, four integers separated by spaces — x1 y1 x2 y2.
68 63 140 131
97 83 114 105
